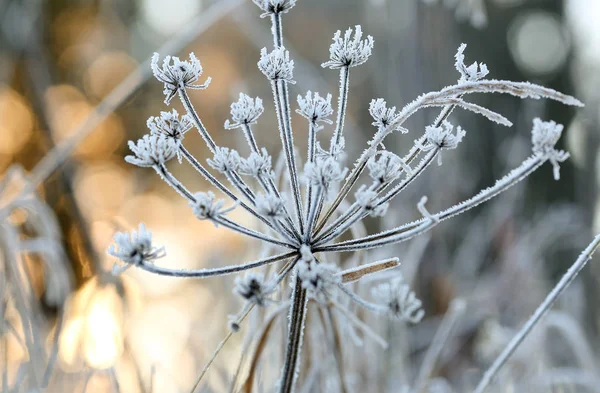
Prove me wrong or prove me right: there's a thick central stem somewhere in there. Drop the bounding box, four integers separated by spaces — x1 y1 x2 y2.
279 274 308 393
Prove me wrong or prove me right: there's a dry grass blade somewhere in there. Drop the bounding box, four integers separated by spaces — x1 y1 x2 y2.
241 303 289 393
339 258 400 283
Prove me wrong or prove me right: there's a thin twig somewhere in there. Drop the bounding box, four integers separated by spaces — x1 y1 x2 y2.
473 234 600 393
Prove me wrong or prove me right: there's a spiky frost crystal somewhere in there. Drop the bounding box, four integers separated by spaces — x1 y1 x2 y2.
109 5 583 392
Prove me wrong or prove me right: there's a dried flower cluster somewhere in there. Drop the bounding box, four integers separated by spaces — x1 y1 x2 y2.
108 1 583 392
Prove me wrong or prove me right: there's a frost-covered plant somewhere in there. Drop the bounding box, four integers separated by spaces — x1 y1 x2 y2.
108 2 585 392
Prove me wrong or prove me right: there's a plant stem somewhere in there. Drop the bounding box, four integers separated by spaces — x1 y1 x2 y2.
279 275 308 393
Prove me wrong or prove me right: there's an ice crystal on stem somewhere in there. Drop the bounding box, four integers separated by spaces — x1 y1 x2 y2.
109 7 584 392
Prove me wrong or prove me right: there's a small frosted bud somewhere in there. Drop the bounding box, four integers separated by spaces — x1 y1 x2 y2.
239 148 272 177
189 191 227 220
455 44 489 83
355 185 389 217
322 25 374 69
125 134 178 168
296 91 334 127
258 47 295 84
531 118 570 180
234 272 270 306
304 157 347 192
207 147 241 173
252 0 296 17
107 223 165 266
151 52 211 104
367 151 404 186
368 98 407 133
224 93 264 129
371 277 424 323
255 192 287 219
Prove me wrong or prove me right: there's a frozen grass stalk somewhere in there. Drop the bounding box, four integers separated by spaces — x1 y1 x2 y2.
106 1 586 392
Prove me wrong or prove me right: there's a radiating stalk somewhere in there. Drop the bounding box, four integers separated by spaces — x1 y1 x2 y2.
330 66 349 151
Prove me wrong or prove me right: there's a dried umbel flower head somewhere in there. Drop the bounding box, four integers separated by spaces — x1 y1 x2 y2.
355 185 389 217
422 121 466 165
239 148 273 177
258 47 295 83
255 192 287 219
224 93 264 130
125 133 178 168
304 157 347 193
108 223 165 267
147 109 192 162
253 0 296 17
371 277 425 323
322 25 374 69
147 109 193 140
189 191 229 220
296 91 334 127
369 98 408 133
111 5 584 392
234 272 271 306
207 147 241 173
367 151 405 186
151 52 211 104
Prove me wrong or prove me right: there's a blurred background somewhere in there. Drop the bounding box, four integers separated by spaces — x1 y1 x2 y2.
1 0 600 392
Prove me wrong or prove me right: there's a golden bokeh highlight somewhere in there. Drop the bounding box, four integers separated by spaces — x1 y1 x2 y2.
73 161 132 219
45 85 124 159
0 87 34 155
84 51 138 99
58 276 142 372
